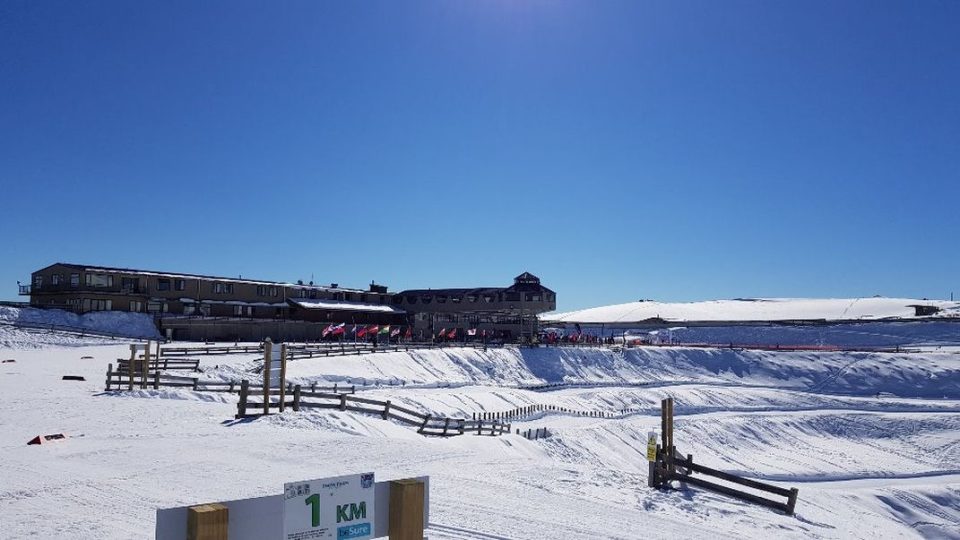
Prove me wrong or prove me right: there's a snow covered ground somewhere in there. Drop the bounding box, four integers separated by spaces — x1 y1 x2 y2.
1 336 958 538
544 297 960 325
0 306 160 346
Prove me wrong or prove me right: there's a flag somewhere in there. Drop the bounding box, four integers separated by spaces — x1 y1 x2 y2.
390 327 401 337
405 326 412 338
438 328 446 337
467 328 477 336
357 326 368 338
447 328 457 339
321 324 334 338
379 325 390 335
331 323 346 335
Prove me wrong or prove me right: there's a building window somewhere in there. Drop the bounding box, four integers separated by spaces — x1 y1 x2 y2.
147 301 168 313
34 275 43 288
51 274 61 285
157 279 171 291
451 296 461 304
85 274 113 287
175 279 186 291
83 299 112 311
406 296 418 304
129 301 143 312
234 305 244 316
525 294 542 302
70 273 80 287
466 295 477 303
213 282 234 294
482 295 494 303
421 296 432 304
184 305 196 315
436 295 447 304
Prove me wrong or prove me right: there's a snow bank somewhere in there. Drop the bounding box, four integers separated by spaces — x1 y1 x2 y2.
0 306 160 341
545 297 960 324
275 345 960 399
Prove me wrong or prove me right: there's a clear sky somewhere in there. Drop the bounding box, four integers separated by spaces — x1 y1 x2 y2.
1 0 958 312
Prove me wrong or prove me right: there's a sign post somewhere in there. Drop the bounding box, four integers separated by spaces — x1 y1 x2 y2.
646 431 658 487
283 473 376 540
262 339 285 415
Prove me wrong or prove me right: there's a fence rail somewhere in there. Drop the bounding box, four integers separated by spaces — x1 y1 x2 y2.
236 381 511 438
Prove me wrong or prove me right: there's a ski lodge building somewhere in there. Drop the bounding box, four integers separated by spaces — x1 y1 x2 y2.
18 263 555 341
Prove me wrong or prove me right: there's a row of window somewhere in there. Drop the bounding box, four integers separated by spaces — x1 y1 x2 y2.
414 312 526 324
396 292 551 305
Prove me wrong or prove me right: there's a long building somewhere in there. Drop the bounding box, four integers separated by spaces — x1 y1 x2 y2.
18 263 555 341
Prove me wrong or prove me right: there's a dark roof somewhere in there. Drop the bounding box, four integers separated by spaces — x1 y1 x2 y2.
396 287 506 296
38 262 368 292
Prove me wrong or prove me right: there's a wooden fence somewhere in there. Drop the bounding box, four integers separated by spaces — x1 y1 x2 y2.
117 357 200 373
158 341 504 360
104 365 354 395
651 397 799 515
235 380 511 438
473 403 617 422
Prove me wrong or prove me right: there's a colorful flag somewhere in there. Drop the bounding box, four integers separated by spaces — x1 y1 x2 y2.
467 328 477 336
321 324 334 337
379 325 391 335
331 323 346 335
404 327 412 338
357 326 368 338
367 325 379 335
447 328 457 339
390 327 401 337
438 328 446 337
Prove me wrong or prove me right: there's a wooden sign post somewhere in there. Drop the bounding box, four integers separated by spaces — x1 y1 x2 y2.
261 339 286 415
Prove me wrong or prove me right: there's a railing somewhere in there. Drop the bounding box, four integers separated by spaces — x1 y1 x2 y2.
234 380 511 437
18 285 30 295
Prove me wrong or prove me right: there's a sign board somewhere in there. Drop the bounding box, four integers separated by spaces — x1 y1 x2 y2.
156 476 427 540
646 431 657 462
283 473 376 540
267 342 283 388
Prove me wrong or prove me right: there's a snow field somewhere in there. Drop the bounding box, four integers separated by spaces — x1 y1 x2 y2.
1 340 959 538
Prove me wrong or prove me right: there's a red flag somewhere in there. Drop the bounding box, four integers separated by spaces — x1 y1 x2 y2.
331 323 346 335
357 326 368 338
321 324 334 338
367 325 379 335
447 328 457 339
404 327 412 338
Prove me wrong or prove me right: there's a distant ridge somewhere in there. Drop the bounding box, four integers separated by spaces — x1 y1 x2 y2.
542 297 960 325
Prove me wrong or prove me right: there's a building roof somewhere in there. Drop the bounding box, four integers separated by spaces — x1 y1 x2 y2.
38 262 372 294
287 298 405 314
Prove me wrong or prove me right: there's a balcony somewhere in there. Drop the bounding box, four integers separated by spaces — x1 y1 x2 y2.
18 285 30 295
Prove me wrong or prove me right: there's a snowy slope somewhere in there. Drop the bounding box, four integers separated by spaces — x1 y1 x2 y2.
1 338 958 539
0 306 160 340
544 297 960 324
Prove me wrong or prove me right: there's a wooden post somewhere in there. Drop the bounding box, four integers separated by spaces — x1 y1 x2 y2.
236 379 249 419
140 342 148 389
293 384 301 412
128 345 136 391
262 338 272 416
105 363 113 391
383 400 391 420
153 372 160 390
339 394 347 411
279 343 288 412
388 479 425 540
786 487 799 515
187 503 228 540
442 417 450 436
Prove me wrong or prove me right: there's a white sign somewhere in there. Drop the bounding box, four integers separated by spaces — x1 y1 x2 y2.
267 342 283 388
283 473 375 540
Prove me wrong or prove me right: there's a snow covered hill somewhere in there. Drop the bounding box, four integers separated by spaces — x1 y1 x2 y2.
0 306 160 348
1 334 958 538
544 297 960 325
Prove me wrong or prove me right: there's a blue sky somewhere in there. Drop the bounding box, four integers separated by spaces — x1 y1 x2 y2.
1 0 958 311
